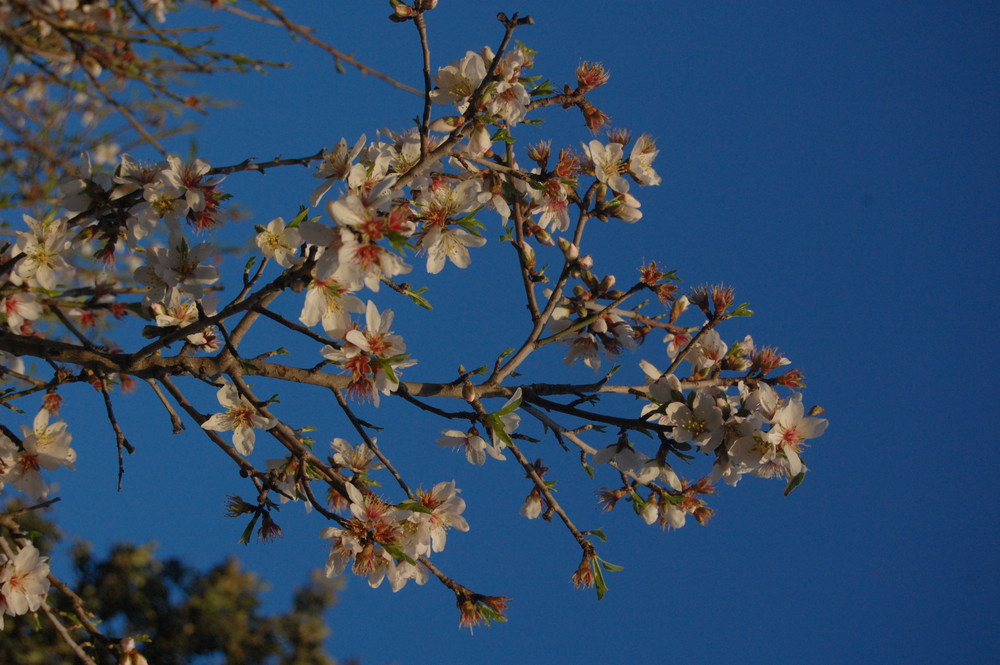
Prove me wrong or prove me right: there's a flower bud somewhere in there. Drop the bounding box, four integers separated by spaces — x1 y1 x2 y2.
669 295 689 323
389 0 417 18
578 254 594 271
527 140 551 167
558 237 579 260
429 116 463 133
579 101 610 134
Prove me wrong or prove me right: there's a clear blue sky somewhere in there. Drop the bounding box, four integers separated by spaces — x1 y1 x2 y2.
43 2 999 663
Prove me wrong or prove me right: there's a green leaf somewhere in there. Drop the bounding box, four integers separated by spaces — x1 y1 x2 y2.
583 463 595 480
529 80 557 97
728 302 754 318
374 357 401 384
396 500 433 514
487 414 514 447
490 126 516 144
405 287 433 310
382 544 416 565
784 471 806 496
592 557 608 600
238 514 260 546
584 528 607 543
599 558 624 573
493 395 522 417
289 205 310 227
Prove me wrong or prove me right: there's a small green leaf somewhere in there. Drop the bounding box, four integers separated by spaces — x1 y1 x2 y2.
382 544 417 565
599 559 624 573
238 514 260 545
585 528 607 542
728 302 754 318
529 80 557 97
493 395 522 417
289 205 309 226
583 463 595 479
487 414 514 447
784 471 805 496
397 500 433 514
405 289 433 310
592 557 608 600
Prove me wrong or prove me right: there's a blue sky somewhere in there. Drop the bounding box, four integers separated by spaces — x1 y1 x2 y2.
35 2 999 663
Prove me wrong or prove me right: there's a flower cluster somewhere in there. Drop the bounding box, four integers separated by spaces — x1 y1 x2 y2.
0 409 77 501
321 480 469 592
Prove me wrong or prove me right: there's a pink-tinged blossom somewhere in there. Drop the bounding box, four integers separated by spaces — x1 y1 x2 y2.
11 215 72 291
665 390 726 452
298 274 365 337
201 381 277 456
255 217 303 268
0 543 50 619
311 135 367 206
766 393 828 476
138 236 219 302
332 227 412 293
409 480 470 555
431 50 487 110
583 140 630 194
422 225 487 274
321 301 415 405
437 429 506 466
593 439 659 483
0 410 76 501
2 292 43 332
519 490 542 519
158 155 223 216
627 134 662 186
126 179 187 246
331 437 384 474
685 328 728 375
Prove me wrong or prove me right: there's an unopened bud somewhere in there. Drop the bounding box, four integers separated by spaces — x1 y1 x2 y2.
579 101 611 134
389 0 417 18
578 254 594 271
607 128 631 146
598 274 616 294
558 238 579 260
518 239 536 268
527 140 551 167
429 116 463 133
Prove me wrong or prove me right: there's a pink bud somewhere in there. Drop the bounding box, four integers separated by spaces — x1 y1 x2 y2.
558 238 579 260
